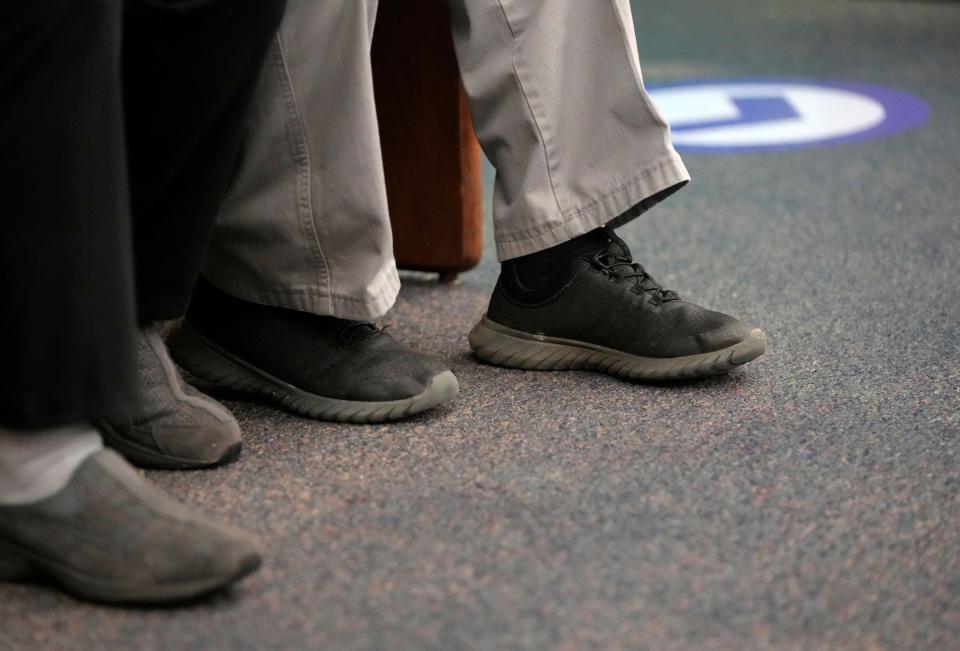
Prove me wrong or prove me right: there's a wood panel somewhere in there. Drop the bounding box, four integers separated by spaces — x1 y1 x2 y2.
371 0 484 278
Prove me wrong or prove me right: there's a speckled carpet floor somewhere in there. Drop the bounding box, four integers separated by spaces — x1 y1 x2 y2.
2 1 957 649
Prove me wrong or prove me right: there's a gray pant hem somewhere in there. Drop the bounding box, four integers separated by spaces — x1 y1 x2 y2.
203 258 401 321
493 155 691 260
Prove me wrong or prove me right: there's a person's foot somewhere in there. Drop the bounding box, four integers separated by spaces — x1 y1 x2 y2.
167 278 459 423
469 227 766 380
0 448 261 604
100 326 242 470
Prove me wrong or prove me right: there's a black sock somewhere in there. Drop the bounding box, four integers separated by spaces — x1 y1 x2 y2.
507 226 613 290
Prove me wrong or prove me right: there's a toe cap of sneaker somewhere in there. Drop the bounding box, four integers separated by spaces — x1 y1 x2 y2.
149 419 242 465
690 318 754 354
654 313 754 357
344 353 453 402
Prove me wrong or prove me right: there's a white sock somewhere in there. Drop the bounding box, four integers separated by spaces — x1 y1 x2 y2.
0 425 103 505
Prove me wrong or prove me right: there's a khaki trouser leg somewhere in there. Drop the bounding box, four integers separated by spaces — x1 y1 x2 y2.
202 0 398 322
447 0 690 260
205 0 689 319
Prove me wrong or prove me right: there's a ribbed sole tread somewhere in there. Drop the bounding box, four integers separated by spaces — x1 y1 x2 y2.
468 316 766 381
167 325 458 424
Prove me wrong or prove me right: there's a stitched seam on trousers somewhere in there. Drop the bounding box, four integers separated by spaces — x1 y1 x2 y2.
306 254 399 306
205 276 397 321
203 262 399 306
212 284 397 307
494 155 686 245
494 163 685 253
565 156 682 217
274 34 333 314
496 0 565 220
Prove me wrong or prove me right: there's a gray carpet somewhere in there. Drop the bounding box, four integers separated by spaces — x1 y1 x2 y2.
3 1 957 649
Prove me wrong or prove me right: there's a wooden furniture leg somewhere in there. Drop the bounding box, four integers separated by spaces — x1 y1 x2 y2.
371 0 484 279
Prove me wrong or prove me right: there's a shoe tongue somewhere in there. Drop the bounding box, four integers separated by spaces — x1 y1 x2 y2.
566 227 629 258
339 320 379 343
602 229 632 259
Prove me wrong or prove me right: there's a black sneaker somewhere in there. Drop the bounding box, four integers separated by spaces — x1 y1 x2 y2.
469 228 766 380
168 278 459 423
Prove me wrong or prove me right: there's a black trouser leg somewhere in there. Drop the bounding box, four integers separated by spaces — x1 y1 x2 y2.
0 0 139 429
0 0 287 428
123 0 288 322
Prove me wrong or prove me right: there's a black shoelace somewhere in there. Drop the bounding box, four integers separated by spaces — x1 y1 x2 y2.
590 250 680 302
338 320 381 344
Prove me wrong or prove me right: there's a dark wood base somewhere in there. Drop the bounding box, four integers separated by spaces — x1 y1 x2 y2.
371 0 484 277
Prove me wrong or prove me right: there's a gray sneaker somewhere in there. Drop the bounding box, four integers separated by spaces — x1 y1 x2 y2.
0 448 261 604
102 326 242 469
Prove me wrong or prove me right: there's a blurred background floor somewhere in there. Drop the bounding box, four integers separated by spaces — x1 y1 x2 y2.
3 1 958 649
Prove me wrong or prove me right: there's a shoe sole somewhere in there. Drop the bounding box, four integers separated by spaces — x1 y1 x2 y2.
469 315 767 380
0 538 260 605
167 323 459 423
98 420 242 471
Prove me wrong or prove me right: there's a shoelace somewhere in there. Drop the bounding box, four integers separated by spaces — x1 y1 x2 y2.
591 251 680 302
338 320 381 344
